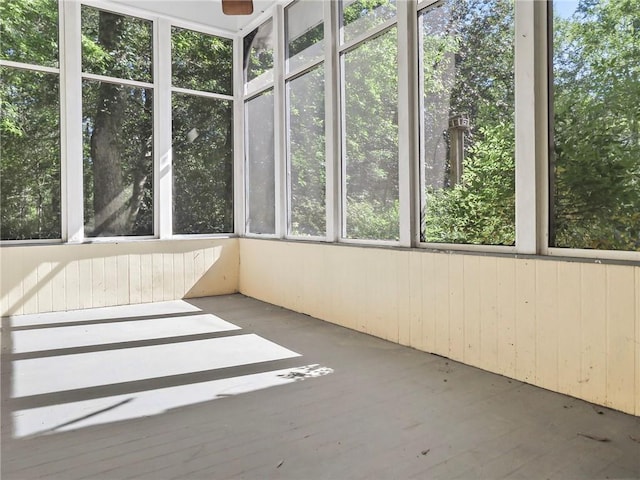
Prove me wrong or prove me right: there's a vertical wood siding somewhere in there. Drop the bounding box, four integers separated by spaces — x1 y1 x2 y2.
239 239 640 416
0 239 239 318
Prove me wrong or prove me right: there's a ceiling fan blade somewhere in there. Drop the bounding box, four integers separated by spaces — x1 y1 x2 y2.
222 0 254 15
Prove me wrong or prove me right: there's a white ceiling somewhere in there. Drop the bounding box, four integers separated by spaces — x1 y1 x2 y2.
111 0 279 34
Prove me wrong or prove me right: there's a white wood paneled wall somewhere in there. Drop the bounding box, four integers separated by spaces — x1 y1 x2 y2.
239 238 640 416
0 239 239 317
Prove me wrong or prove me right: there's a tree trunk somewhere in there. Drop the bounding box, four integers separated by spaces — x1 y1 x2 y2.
90 11 151 236
91 12 127 236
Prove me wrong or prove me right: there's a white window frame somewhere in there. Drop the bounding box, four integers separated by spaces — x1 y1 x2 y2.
3 0 637 261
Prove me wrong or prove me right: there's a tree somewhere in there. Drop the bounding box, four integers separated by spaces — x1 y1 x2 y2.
424 122 515 244
82 7 154 236
172 27 234 234
552 0 640 250
0 0 61 240
344 24 400 240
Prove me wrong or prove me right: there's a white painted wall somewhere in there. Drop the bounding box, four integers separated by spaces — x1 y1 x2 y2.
0 238 239 317
239 238 640 416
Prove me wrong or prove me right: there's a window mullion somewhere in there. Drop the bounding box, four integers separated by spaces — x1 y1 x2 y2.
515 0 547 254
274 5 287 238
156 18 172 239
234 35 246 236
325 0 340 242
60 0 84 243
397 0 418 247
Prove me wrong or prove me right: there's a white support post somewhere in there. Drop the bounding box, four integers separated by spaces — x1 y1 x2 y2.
233 35 246 237
60 0 84 243
156 18 173 239
515 0 548 254
274 5 287 238
397 0 418 247
325 0 340 242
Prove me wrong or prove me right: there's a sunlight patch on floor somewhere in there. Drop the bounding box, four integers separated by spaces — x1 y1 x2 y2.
4 300 333 438
13 364 333 438
14 334 301 397
12 314 240 353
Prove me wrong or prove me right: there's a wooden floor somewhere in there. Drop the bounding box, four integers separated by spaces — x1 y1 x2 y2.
2 294 639 480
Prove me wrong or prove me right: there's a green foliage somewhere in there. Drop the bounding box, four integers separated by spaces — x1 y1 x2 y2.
289 67 326 236
245 21 273 85
79 8 155 237
2 0 638 250
246 91 276 234
552 0 640 251
1 0 61 240
171 28 234 234
172 94 233 234
344 27 399 240
172 27 233 95
1 68 61 240
81 6 152 82
347 200 400 241
288 23 323 60
0 0 58 66
420 0 515 245
82 81 153 236
342 0 396 42
424 123 515 244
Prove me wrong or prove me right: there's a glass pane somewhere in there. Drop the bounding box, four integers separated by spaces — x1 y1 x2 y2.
172 94 233 234
341 0 396 44
343 28 398 241
288 66 325 237
286 1 324 73
172 27 233 95
244 20 274 93
552 0 640 251
0 68 60 240
0 0 58 67
420 0 515 246
246 91 275 234
81 6 153 83
83 80 153 237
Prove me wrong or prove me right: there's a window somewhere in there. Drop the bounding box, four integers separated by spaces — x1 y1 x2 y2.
286 0 324 72
172 27 233 95
551 0 640 251
246 91 276 234
342 0 397 44
286 1 326 238
244 21 276 236
245 19 274 95
418 0 515 246
342 26 399 241
288 69 326 237
0 0 61 240
81 7 153 237
171 28 234 234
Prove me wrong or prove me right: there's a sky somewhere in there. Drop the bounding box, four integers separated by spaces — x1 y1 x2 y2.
554 0 580 19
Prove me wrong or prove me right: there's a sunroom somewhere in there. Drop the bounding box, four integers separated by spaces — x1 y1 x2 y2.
1 0 639 478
